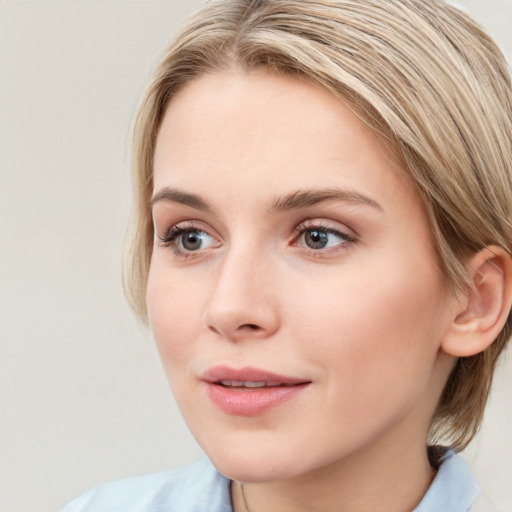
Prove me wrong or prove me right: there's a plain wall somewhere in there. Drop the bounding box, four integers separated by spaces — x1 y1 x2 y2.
1 1 511 511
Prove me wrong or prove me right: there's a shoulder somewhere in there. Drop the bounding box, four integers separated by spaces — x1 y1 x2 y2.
61 457 232 512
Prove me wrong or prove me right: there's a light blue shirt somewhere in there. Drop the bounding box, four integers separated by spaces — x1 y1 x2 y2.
62 451 481 512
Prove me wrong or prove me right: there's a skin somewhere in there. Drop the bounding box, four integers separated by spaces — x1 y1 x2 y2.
147 70 462 512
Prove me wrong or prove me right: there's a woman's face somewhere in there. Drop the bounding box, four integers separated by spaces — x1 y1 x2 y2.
148 71 458 482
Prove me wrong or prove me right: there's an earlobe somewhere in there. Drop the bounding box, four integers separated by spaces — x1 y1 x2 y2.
441 246 512 357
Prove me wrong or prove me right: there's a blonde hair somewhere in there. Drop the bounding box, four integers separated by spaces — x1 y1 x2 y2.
125 0 512 451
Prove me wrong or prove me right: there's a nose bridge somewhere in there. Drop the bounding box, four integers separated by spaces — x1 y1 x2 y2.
204 241 280 340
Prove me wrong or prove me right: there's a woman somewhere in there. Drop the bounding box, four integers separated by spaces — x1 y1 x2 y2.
63 1 512 510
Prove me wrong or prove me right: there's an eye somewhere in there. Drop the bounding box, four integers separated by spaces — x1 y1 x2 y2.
179 230 213 251
293 223 355 253
159 224 220 257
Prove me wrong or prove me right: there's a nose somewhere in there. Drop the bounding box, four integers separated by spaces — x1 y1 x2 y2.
203 247 280 342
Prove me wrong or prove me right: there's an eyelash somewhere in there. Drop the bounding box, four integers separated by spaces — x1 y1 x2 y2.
158 221 356 260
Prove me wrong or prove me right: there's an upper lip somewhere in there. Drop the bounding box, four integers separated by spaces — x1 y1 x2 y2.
201 365 311 386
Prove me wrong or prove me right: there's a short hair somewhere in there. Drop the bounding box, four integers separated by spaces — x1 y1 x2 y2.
124 0 512 451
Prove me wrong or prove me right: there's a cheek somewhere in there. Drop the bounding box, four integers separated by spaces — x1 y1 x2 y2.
146 263 206 372
287 262 447 401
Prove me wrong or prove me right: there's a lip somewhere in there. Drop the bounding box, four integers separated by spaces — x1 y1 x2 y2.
201 365 311 416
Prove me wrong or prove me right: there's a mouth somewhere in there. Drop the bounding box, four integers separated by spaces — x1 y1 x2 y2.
216 380 301 389
202 365 310 385
201 366 311 416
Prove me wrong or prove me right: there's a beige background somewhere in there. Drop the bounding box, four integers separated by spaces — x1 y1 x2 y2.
1 1 511 511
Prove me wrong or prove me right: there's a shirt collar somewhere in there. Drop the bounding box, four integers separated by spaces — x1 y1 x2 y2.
413 450 480 512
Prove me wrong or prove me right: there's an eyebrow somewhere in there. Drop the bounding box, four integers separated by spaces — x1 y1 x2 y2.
150 186 382 213
270 187 382 212
151 187 213 211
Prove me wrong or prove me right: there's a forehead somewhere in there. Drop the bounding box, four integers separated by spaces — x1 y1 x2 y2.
152 70 416 212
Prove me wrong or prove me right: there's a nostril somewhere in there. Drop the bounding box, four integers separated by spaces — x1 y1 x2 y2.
242 324 260 330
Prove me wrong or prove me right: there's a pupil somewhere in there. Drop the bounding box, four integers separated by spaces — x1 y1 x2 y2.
183 231 202 250
306 230 328 249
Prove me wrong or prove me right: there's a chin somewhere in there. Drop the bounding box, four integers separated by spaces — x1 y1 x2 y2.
208 450 298 483
194 430 305 483
199 428 347 484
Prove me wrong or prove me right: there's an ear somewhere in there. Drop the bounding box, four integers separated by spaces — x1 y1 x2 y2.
441 246 512 357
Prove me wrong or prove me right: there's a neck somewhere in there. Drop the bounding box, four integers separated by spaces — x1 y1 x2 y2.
232 436 436 512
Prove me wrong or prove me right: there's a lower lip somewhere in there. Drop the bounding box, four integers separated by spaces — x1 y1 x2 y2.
205 382 310 416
